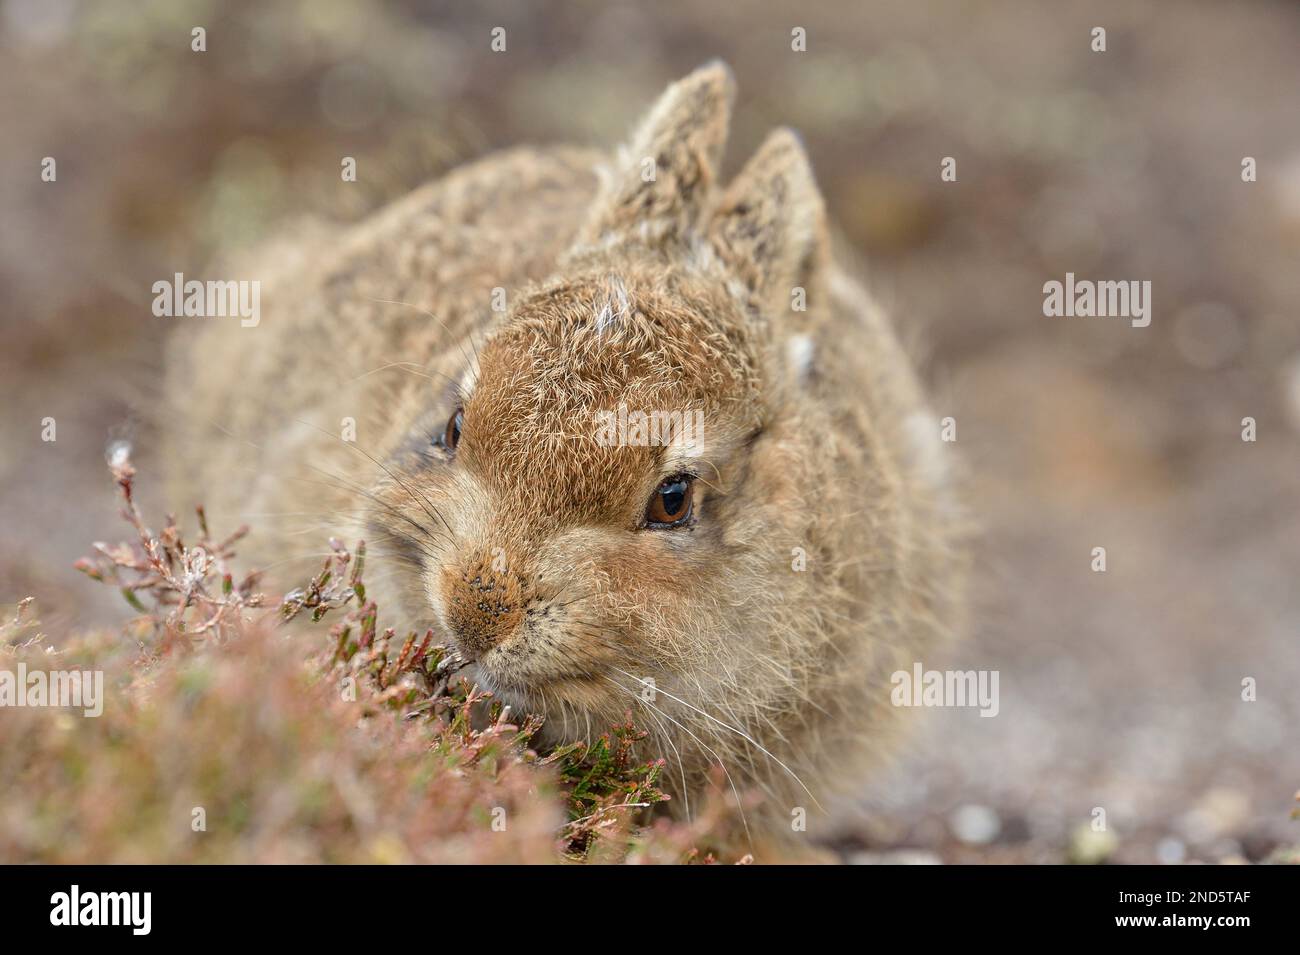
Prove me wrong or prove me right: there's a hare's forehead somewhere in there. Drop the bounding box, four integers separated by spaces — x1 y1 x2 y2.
462 346 659 522
462 309 749 519
476 291 754 408
471 336 697 423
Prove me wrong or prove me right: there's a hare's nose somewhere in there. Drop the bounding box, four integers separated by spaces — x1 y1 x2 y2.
440 550 527 659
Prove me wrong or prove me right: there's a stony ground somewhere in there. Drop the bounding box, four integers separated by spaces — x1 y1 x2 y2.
2 0 1297 863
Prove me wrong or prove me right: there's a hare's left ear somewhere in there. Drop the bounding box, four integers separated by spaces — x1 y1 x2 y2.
575 62 734 249
707 128 829 317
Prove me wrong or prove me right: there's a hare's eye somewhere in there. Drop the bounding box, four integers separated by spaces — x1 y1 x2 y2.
439 408 463 453
644 475 695 528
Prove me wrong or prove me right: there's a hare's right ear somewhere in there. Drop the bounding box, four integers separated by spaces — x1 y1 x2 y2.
706 128 829 319
574 62 734 249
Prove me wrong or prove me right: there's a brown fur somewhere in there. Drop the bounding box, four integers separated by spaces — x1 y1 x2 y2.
164 63 965 853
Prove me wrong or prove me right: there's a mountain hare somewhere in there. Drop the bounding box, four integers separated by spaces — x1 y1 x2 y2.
165 62 964 855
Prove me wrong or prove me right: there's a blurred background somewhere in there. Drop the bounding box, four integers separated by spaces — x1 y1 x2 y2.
1 0 1298 863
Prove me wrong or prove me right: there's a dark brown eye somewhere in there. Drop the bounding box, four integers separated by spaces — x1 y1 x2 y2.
644 475 695 528
442 408 463 452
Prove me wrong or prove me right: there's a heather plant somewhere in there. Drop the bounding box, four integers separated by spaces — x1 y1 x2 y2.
550 718 669 859
0 449 731 864
0 598 41 653
73 442 265 650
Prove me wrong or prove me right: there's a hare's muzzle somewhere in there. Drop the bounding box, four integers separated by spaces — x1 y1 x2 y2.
440 550 529 660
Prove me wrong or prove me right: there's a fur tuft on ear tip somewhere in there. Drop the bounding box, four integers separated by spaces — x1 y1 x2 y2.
744 127 820 191
685 59 736 103
574 63 736 250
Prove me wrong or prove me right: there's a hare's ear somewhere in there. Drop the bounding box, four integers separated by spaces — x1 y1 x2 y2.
576 62 734 248
707 128 829 316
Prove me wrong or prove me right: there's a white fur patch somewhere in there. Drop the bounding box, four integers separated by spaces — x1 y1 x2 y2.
459 362 479 398
902 409 950 491
595 274 632 333
786 333 815 384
